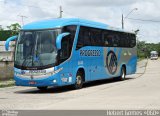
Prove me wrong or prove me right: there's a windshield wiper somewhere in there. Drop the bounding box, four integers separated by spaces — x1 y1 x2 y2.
21 55 32 67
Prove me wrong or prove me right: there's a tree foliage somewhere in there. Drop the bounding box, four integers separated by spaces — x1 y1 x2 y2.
0 30 13 41
0 23 21 41
137 40 160 58
7 23 21 34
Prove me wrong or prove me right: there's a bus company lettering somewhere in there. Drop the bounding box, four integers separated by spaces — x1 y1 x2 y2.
80 50 100 56
29 70 46 74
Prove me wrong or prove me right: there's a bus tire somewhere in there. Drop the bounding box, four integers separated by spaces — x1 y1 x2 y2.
74 71 84 89
37 86 48 91
119 66 126 81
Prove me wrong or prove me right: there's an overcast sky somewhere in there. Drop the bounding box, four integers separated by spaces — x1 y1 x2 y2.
0 0 160 43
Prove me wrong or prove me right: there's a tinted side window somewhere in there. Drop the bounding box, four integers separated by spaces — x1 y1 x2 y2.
102 30 136 48
76 26 91 49
112 32 120 47
62 25 77 48
83 29 90 46
124 33 128 47
103 31 110 46
130 34 136 47
59 25 76 63
90 28 102 46
102 31 112 47
76 27 136 48
119 33 136 48
118 32 124 47
103 30 119 47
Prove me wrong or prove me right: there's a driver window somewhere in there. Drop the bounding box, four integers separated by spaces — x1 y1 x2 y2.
59 25 77 63
60 37 70 61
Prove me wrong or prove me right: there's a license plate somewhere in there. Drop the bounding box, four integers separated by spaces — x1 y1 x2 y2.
29 81 36 85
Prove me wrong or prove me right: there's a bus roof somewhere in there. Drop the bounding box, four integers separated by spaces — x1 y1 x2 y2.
22 18 134 34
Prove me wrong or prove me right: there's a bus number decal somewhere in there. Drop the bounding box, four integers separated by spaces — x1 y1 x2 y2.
106 51 118 75
80 50 100 56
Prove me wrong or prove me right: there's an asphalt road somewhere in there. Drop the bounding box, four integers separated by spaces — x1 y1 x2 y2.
0 59 160 110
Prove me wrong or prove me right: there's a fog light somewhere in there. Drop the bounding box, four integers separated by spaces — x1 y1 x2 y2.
53 79 57 83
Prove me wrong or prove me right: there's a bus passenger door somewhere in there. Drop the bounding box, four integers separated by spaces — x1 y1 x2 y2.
59 25 77 85
58 37 70 85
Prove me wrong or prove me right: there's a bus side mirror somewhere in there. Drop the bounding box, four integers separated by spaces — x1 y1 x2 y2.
5 35 18 51
56 32 70 50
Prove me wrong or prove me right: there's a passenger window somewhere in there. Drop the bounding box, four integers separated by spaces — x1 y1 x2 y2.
103 31 113 47
60 38 70 60
130 34 136 47
76 26 90 49
112 34 119 47
90 28 102 46
103 33 109 46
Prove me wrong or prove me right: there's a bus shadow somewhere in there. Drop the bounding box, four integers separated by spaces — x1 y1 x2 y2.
83 77 133 88
14 77 134 94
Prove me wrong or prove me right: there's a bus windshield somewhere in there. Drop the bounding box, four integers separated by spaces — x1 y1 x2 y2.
15 29 61 69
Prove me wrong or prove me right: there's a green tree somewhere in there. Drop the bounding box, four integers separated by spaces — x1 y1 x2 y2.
137 40 146 58
0 23 21 41
7 23 21 35
137 41 160 58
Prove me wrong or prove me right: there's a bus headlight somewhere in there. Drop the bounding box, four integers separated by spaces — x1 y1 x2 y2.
53 79 57 83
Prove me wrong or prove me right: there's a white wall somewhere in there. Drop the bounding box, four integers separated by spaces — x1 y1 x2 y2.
0 41 15 80
0 41 15 61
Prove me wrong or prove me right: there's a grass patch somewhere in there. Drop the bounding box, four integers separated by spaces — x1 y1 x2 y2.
138 57 146 62
0 79 15 88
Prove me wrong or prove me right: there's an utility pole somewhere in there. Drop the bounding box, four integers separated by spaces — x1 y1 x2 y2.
135 29 140 58
0 25 2 30
18 15 27 26
122 14 124 29
59 6 63 18
121 8 138 29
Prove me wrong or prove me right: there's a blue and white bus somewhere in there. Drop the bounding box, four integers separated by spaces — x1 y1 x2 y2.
5 18 137 90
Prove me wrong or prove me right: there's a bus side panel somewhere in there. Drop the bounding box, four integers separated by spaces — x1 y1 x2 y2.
78 47 124 81
48 46 137 86
102 47 137 78
57 61 73 86
126 47 137 74
72 47 92 82
119 47 137 75
102 47 123 79
54 57 88 87
89 47 106 80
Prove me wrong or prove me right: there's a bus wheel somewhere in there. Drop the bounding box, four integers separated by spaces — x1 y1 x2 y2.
37 86 48 91
74 71 84 89
119 67 126 81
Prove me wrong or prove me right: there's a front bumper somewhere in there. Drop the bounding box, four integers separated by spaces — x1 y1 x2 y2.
14 75 59 87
